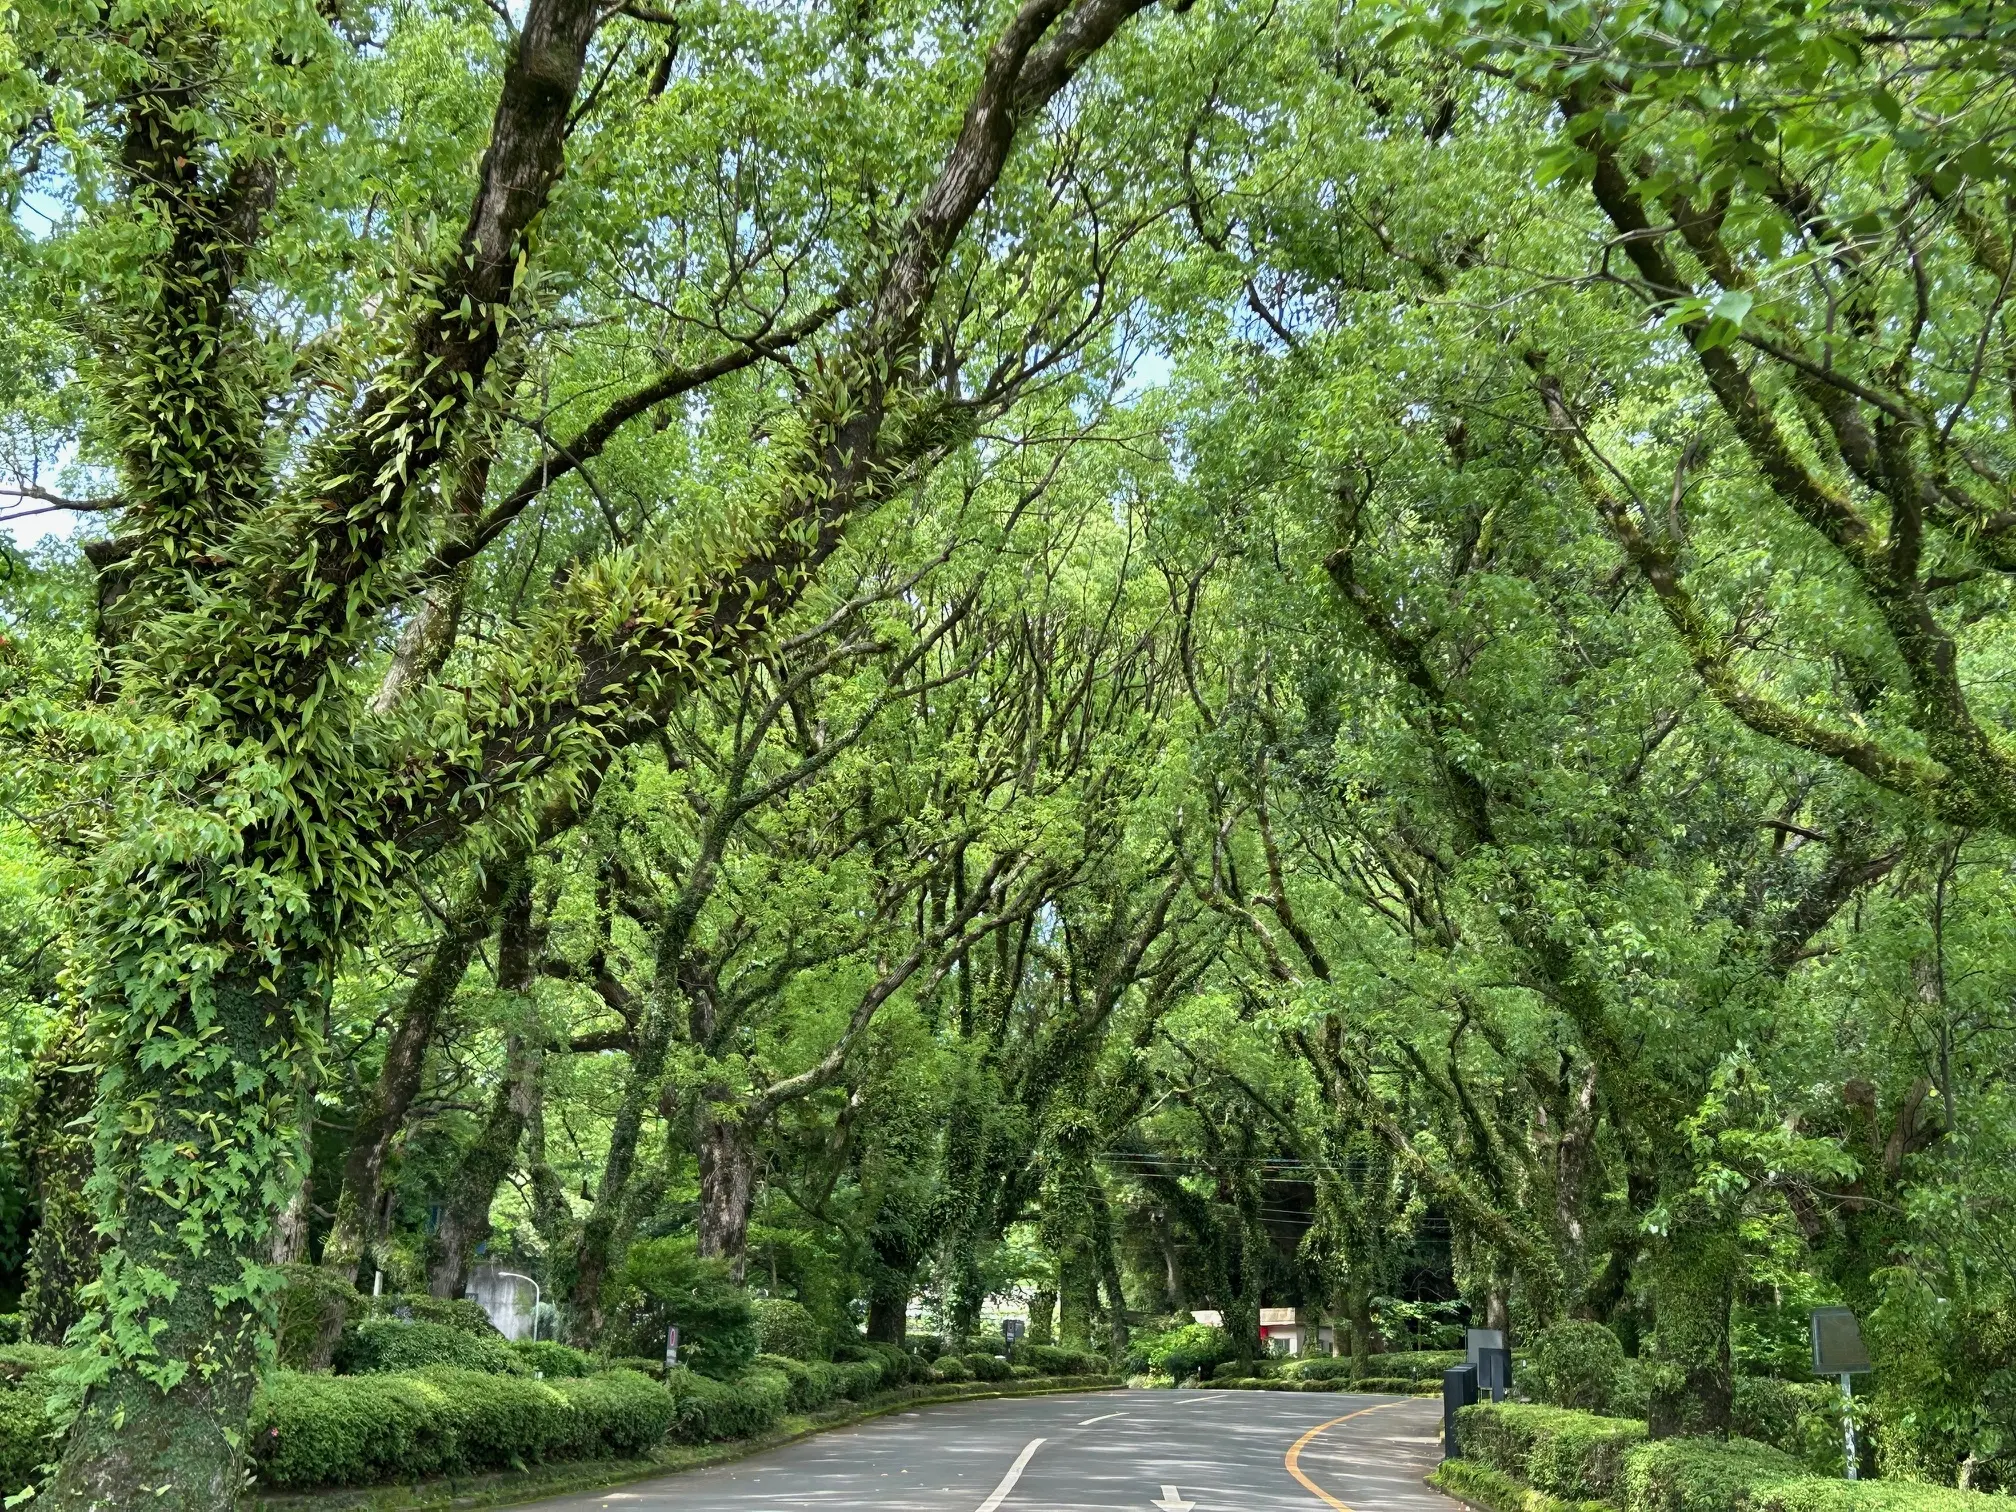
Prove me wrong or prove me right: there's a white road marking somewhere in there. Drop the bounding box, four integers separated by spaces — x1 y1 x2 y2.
974 1437 1046 1512
1079 1411 1125 1425
1151 1486 1197 1511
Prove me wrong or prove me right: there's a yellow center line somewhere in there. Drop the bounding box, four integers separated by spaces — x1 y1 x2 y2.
1284 1400 1410 1512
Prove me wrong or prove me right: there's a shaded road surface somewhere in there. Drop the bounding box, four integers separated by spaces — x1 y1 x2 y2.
528 1389 1455 1512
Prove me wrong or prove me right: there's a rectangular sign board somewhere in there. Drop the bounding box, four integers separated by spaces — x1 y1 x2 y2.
1466 1328 1505 1366
1811 1307 1871 1375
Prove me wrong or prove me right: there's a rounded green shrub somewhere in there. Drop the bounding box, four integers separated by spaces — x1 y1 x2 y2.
509 1340 595 1378
616 1242 757 1380
934 1354 973 1382
1528 1322 1627 1413
664 1366 788 1443
966 1353 1012 1382
751 1298 821 1361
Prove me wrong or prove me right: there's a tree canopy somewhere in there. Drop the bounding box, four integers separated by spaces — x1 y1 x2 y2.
4 0 2016 1499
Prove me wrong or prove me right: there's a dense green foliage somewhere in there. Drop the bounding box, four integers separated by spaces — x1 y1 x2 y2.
247 1367 673 1488
5 0 2016 1494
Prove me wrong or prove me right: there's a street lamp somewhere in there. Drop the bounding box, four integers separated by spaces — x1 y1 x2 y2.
498 1272 542 1342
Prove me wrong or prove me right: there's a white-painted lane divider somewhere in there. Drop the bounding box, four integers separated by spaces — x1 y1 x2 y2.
1079 1411 1125 1425
1151 1485 1197 1510
974 1437 1046 1512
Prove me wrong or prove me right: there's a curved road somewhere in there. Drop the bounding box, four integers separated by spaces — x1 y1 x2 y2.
529 1389 1455 1512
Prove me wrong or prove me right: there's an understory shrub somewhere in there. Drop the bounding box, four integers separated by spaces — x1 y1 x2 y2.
1133 1323 1232 1384
1733 1377 1851 1473
1527 1324 1628 1414
835 1340 914 1387
274 1264 358 1372
1357 1376 1440 1394
752 1298 821 1362
247 1366 671 1488
0 1351 67 1503
359 1293 495 1334
966 1353 1012 1382
753 1306 822 1362
510 1340 595 1378
933 1354 973 1382
616 1242 758 1380
665 1366 788 1443
334 1317 525 1376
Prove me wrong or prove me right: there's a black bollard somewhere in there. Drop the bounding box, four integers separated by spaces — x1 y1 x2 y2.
1443 1364 1479 1460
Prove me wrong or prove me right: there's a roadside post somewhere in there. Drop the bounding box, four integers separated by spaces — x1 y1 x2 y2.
1003 1318 1026 1348
1467 1329 1511 1403
1810 1307 1872 1480
665 1324 680 1373
1443 1364 1479 1459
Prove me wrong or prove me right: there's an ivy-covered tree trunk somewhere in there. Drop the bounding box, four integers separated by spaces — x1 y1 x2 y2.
1646 1221 1737 1439
47 969 297 1510
1026 1287 1057 1345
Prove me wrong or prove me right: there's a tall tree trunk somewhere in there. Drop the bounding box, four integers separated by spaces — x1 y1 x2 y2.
565 1002 675 1338
429 1036 541 1299
320 869 518 1282
1026 1287 1056 1345
429 889 542 1299
1646 1220 1736 1438
46 968 291 1512
866 1290 909 1345
694 1112 757 1279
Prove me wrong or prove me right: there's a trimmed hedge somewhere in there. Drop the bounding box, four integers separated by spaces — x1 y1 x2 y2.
933 1355 973 1383
1454 1404 2016 1512
1755 1482 2016 1512
665 1366 789 1443
1458 1402 1649 1503
753 1353 847 1411
1016 1343 1106 1376
247 1367 671 1489
334 1317 527 1376
834 1340 914 1388
1622 1433 1808 1512
967 1353 1012 1382
510 1340 596 1378
1433 1456 1611 1512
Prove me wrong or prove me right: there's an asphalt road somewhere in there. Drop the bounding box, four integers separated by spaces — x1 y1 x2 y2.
528 1388 1455 1512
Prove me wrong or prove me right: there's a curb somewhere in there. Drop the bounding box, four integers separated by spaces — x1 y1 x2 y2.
240 1375 1125 1512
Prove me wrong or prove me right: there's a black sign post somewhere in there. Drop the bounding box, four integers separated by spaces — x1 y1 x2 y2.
1810 1308 1872 1481
1442 1364 1479 1460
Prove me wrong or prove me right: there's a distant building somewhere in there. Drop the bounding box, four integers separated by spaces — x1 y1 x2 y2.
1188 1306 1335 1355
